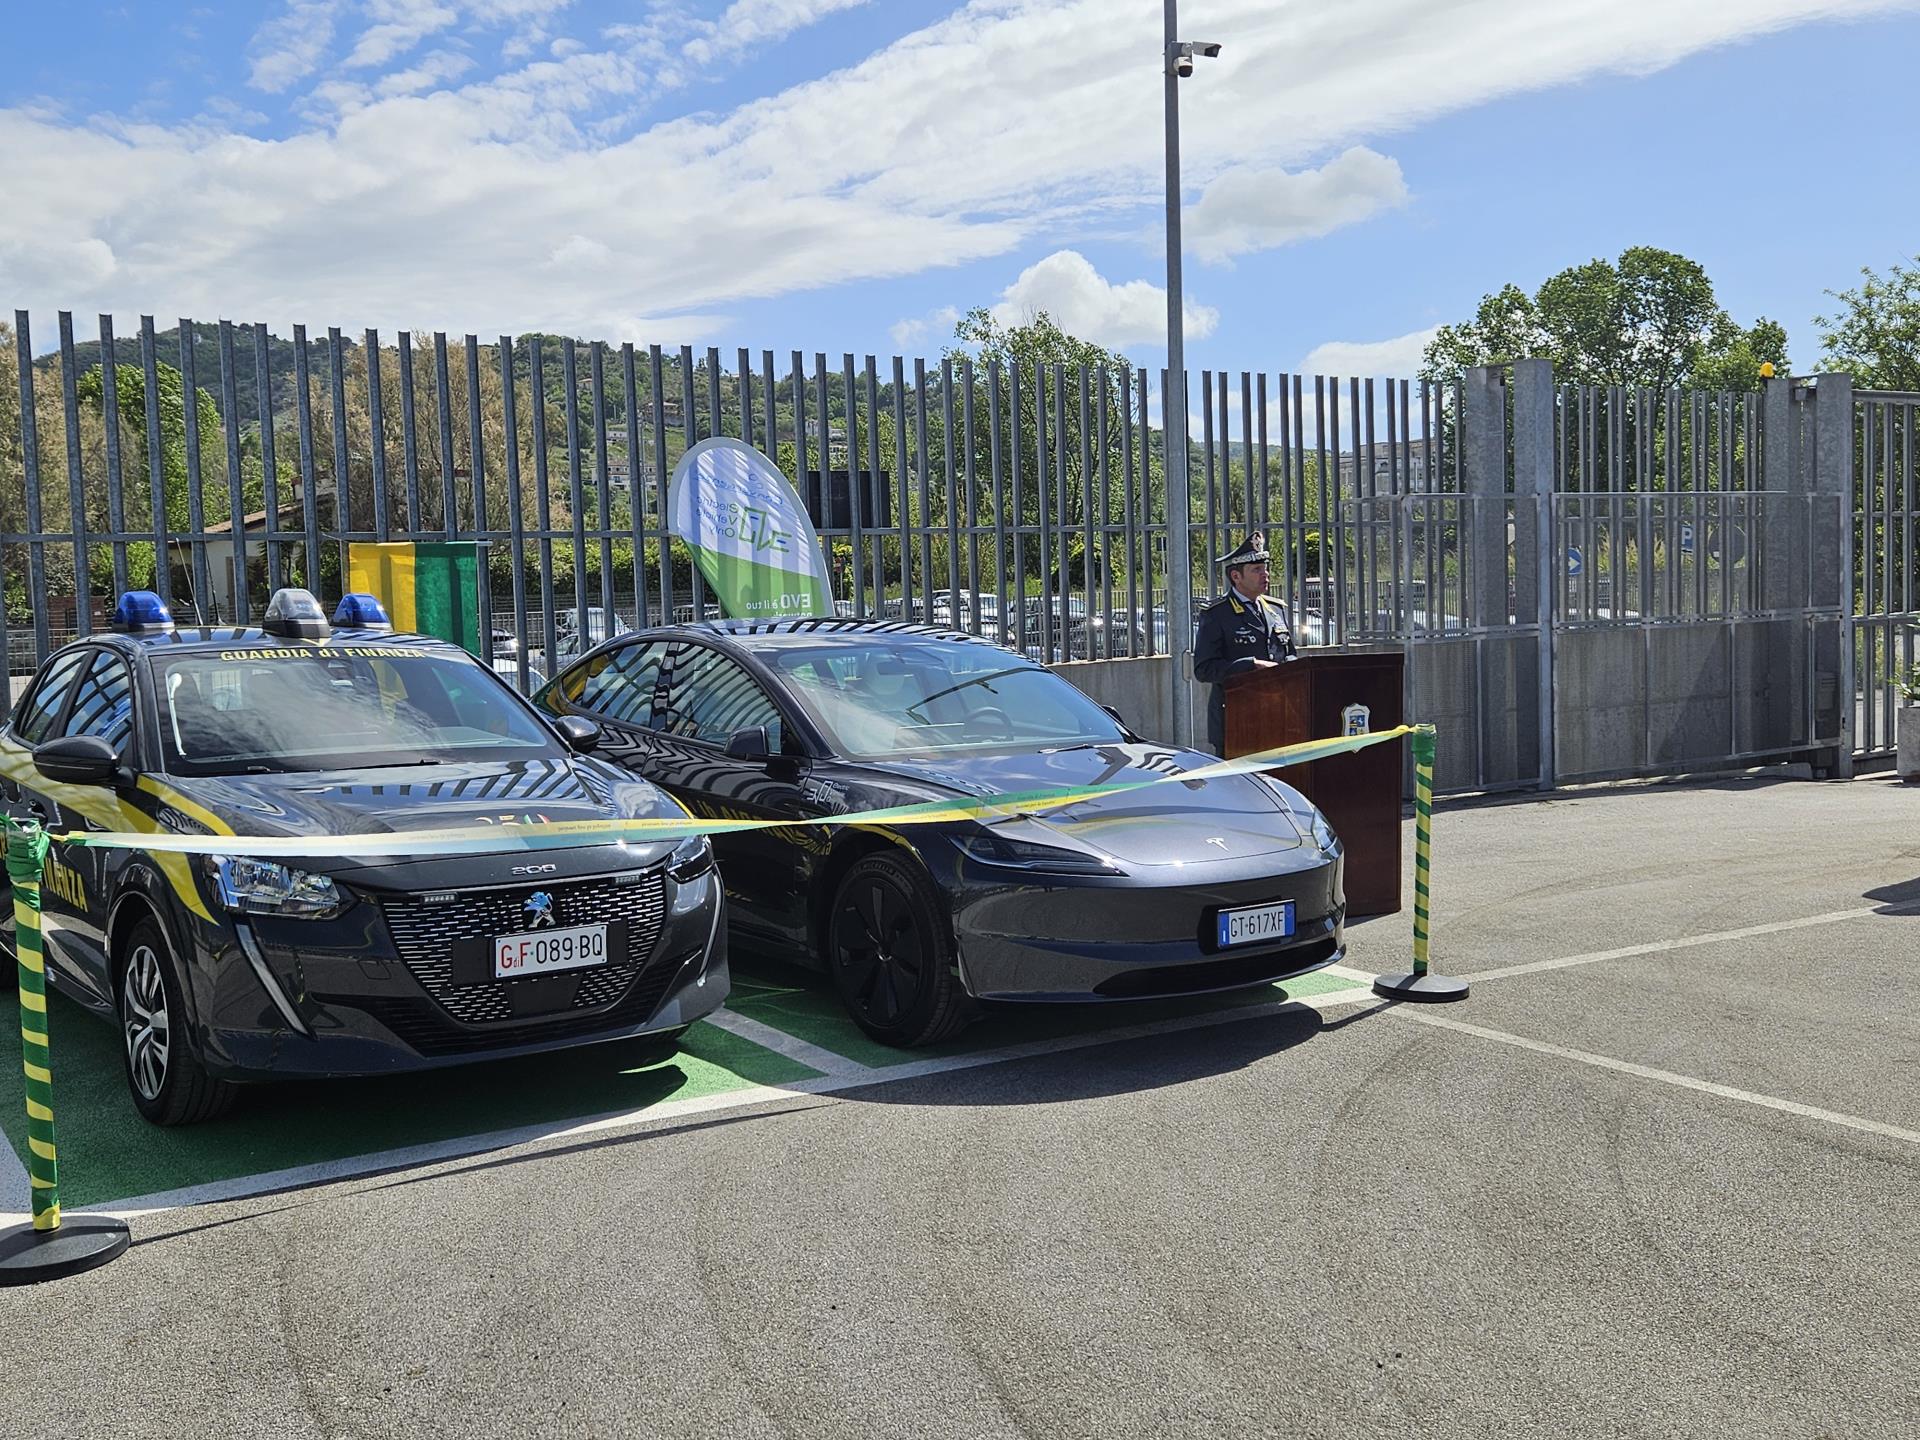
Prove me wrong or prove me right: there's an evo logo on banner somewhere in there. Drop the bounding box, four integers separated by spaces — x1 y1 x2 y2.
668 438 834 619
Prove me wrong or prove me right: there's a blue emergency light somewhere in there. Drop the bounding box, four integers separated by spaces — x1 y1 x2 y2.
111 590 176 633
332 592 392 631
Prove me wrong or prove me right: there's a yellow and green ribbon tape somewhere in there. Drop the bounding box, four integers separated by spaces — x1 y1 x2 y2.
6 820 59 1232
1411 724 1436 977
50 725 1420 860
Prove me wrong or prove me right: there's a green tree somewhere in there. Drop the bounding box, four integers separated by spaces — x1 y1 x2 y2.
1422 246 1787 391
1814 257 1920 390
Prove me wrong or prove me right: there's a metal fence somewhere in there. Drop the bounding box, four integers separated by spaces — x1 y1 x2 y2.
2 309 1462 699
1852 389 1920 760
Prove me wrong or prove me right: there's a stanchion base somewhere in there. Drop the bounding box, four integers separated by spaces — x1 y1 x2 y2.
0 1215 130 1286
1372 971 1470 1003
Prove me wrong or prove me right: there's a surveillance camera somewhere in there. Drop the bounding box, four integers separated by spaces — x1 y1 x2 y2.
1193 41 1222 58
1174 54 1194 77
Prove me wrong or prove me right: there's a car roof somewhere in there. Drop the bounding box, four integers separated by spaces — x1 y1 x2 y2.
80 627 472 659
651 617 1006 650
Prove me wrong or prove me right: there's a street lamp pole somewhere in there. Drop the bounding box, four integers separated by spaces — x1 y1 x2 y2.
1162 3 1217 749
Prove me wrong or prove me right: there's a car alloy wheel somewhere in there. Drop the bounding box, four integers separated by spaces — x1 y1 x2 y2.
121 940 170 1103
826 852 973 1047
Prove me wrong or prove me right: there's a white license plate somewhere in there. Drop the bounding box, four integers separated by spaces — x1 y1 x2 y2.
1216 901 1296 948
493 922 609 979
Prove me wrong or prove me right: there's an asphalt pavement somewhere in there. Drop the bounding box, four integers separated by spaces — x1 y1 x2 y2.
6 772 1917 1439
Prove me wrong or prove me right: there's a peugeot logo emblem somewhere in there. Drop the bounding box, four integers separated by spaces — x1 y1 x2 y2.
523 891 557 928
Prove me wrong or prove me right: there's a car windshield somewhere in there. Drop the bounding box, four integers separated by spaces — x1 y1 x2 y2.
750 638 1127 760
155 645 563 776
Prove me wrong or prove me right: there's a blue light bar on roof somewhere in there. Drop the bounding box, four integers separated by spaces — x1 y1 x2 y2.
111 590 175 633
332 592 392 631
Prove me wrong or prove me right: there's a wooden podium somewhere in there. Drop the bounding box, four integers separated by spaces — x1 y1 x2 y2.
1224 650 1406 916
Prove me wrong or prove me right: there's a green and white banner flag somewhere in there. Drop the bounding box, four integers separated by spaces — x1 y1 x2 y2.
668 438 833 619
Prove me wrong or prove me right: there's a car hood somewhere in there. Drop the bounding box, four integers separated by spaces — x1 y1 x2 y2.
161 756 682 858
863 741 1316 867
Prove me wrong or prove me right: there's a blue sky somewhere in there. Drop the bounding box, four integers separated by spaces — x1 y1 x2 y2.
4 0 1918 386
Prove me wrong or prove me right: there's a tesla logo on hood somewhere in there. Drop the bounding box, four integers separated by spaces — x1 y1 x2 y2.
1205 837 1229 850
524 892 557 928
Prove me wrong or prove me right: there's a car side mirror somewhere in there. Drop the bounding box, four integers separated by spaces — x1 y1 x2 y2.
553 715 601 753
723 725 771 762
34 734 132 788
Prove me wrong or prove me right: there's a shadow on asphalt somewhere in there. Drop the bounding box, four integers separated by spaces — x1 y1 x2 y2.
830 1003 1335 1109
1863 876 1920 913
1424 772 1807 816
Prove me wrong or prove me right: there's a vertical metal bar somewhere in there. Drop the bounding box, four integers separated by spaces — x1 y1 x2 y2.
1278 375 1295 615
325 330 350 583
737 347 755 449
1098 366 1113 652
1200 371 1216 595
705 346 722 441
1243 369 1258 534
865 356 885 612
1384 377 1400 629
433 333 456 539
140 318 173 608
1359 376 1373 629
793 348 810 612
649 346 671 618
762 349 779 457
623 343 648 629
988 359 1007 639
465 335 490 658
962 357 980 631
1122 367 1138 652
1054 364 1070 654
99 316 130 598
398 331 422 535
1141 369 1155 650
499 336 531 692
58 315 92 635
12 314 49 667
1294 373 1309 619
294 327 322 597
1008 363 1025 649
1078 365 1094 655
1325 376 1344 639
591 342 614 624
1035 364 1053 657
365 329 390 543
562 338 590 640
677 346 702 615
216 321 248 622
529 338 558 664
938 357 961 625
846 353 869 610
914 358 934 623
892 355 912 618
252 323 282 592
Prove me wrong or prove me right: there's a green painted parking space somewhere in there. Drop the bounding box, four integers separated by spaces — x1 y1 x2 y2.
1 964 1366 1211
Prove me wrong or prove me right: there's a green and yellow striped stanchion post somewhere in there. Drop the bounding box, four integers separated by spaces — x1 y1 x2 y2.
0 817 129 1285
1373 725 1469 1003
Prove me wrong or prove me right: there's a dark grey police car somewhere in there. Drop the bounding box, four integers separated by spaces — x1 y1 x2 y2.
537 619 1345 1047
0 589 726 1124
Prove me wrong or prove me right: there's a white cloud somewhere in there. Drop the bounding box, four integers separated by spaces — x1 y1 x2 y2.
11 0 1919 346
1299 326 1442 380
889 305 959 350
989 250 1217 350
685 0 873 66
344 2 459 70
248 0 342 93
376 49 476 97
1190 148 1409 263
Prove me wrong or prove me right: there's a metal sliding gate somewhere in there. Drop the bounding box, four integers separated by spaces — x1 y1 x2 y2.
1851 389 1920 762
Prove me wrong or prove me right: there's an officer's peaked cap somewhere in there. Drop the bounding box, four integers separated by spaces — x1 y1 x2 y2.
1220 532 1269 568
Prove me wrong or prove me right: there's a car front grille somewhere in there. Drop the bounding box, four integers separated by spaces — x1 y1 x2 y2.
379 870 669 1026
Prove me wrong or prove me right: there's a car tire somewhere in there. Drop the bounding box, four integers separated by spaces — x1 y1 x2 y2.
827 852 972 1048
117 917 237 1126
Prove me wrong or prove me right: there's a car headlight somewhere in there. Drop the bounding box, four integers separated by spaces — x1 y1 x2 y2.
203 856 343 918
956 830 1122 876
666 835 714 883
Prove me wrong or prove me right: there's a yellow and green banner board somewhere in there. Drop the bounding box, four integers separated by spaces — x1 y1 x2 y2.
347 542 484 653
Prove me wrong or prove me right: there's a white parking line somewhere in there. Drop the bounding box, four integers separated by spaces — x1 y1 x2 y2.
700 1007 874 1077
1457 904 1915 983
3 983 1380 1225
1389 1008 1920 1148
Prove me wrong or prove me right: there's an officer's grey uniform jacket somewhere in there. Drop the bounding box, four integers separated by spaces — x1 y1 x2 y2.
1193 590 1299 754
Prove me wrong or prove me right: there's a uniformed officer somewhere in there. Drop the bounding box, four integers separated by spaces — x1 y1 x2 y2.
1193 532 1298 755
